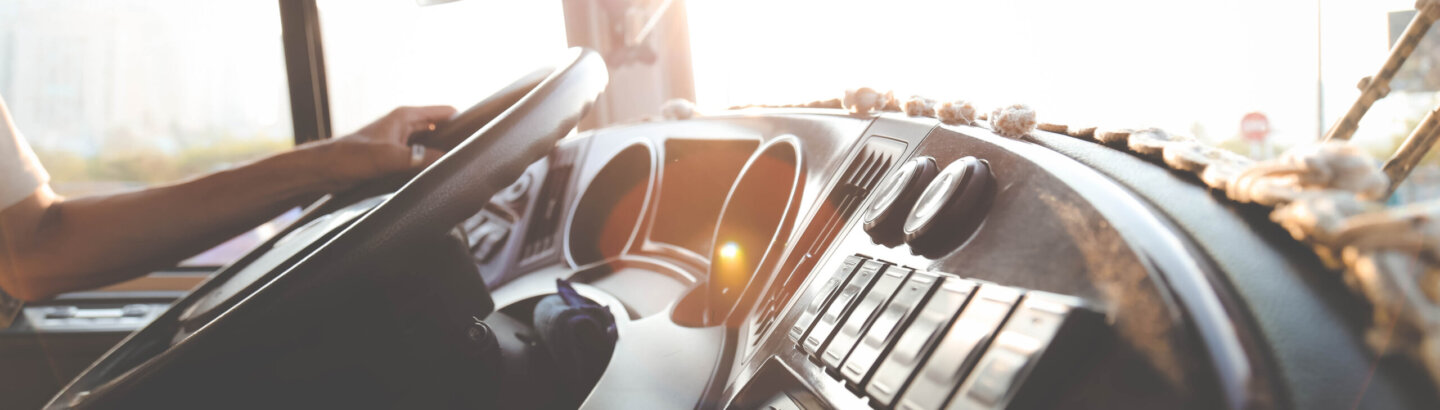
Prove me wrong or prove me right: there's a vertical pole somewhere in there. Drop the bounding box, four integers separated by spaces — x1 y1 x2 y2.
1316 0 1326 141
561 0 696 129
278 0 332 145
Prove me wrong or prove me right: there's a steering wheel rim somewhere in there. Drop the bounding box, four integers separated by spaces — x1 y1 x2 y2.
47 48 608 409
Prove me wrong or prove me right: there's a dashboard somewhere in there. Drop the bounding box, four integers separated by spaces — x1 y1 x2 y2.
446 110 1430 409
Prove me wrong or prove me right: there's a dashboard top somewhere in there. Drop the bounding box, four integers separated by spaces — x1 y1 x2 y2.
466 109 1437 409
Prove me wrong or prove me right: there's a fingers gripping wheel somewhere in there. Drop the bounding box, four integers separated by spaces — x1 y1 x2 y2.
863 156 939 246
903 156 996 257
47 48 608 410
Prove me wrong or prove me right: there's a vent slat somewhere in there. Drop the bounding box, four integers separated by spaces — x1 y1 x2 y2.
745 137 908 349
846 153 878 185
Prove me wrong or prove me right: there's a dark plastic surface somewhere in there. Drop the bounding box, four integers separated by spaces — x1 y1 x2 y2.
840 270 940 387
788 255 865 343
48 48 608 409
819 266 910 370
706 138 804 322
559 112 1432 409
739 134 909 356
868 277 978 407
802 260 887 355
710 115 1240 410
864 156 938 247
648 138 761 256
947 292 1090 410
1029 130 1439 409
44 105 1438 410
897 285 1020 410
568 142 654 266
902 156 995 257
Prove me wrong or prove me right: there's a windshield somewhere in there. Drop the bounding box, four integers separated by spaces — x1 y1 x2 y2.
687 0 1436 200
317 0 568 136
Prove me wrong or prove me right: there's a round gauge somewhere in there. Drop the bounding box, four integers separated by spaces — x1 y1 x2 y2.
903 156 996 256
706 138 803 323
567 142 654 267
863 156 939 246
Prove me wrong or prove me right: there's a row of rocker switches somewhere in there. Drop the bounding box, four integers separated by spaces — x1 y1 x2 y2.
788 255 1096 410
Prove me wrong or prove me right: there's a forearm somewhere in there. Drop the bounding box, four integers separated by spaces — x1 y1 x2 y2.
0 148 334 301
0 105 454 302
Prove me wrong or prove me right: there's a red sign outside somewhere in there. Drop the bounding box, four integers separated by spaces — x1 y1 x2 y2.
1241 112 1270 142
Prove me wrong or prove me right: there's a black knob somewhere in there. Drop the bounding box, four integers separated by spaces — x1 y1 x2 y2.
864 156 939 246
903 157 996 257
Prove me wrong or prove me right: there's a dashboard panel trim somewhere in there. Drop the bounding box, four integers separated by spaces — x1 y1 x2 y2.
562 137 658 269
940 123 1261 409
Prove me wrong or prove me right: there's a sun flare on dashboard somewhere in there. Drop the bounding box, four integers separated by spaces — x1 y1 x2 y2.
719 241 741 260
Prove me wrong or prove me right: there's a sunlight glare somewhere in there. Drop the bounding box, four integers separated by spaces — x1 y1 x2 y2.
720 241 741 260
687 0 1418 150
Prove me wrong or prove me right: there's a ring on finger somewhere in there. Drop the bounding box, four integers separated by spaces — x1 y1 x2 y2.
409 144 426 168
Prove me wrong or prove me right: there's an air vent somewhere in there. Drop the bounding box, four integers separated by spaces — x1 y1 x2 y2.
519 149 577 266
748 136 906 346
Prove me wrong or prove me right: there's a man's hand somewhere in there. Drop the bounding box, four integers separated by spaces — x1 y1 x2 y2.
307 105 458 190
0 105 459 301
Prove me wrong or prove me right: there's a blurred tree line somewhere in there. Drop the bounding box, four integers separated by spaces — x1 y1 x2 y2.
32 135 291 197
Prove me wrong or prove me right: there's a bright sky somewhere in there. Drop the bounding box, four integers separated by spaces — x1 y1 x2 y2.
318 0 568 135
687 0 1425 150
7 0 1429 155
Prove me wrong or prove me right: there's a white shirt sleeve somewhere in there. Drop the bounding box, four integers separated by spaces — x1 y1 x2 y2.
0 93 50 210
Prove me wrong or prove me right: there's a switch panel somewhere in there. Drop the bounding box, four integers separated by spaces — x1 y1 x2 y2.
946 292 1093 410
866 277 978 407
780 254 1097 410
802 259 887 355
841 271 940 387
895 285 1021 410
790 255 867 343
820 266 911 369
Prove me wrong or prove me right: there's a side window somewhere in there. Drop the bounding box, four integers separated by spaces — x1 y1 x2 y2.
0 1 297 266
0 0 293 198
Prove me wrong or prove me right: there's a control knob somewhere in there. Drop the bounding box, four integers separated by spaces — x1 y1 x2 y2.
863 156 939 246
903 156 996 256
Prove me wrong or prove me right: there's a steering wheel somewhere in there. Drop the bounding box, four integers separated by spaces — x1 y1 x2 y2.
47 48 608 409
